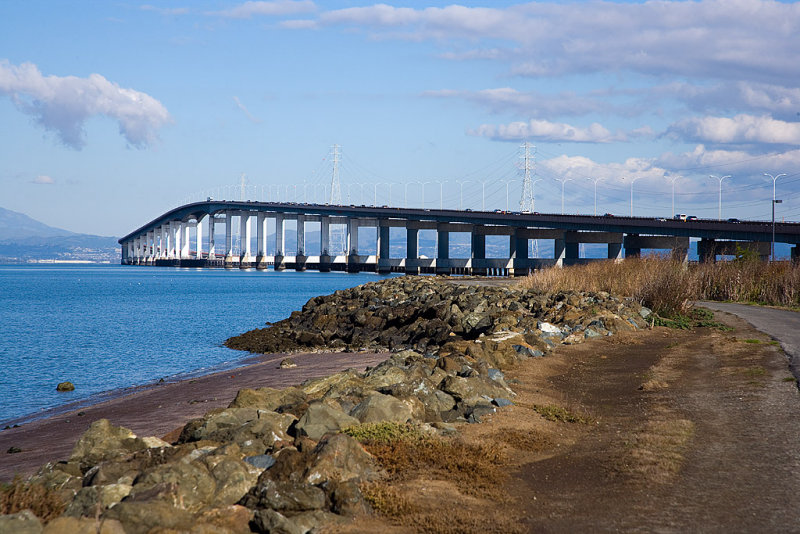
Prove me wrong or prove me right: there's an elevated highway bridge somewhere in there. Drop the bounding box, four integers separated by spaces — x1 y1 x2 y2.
119 201 800 275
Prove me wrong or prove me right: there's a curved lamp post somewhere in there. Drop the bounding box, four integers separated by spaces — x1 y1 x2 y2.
765 173 787 262
709 174 731 220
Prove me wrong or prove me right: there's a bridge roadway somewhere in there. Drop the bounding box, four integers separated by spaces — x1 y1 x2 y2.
119 201 800 276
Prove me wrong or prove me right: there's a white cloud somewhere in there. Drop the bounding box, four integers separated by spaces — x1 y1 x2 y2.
233 96 262 124
424 87 606 118
139 5 189 16
211 1 316 19
0 60 171 150
31 175 55 185
667 114 800 147
290 1 800 86
469 119 623 143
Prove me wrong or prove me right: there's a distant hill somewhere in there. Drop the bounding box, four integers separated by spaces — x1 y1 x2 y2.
0 206 119 263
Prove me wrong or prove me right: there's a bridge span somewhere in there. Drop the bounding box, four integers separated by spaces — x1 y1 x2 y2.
119 201 800 275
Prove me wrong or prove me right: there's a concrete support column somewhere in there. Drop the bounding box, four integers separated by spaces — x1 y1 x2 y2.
171 222 180 260
181 222 190 259
471 231 486 275
625 233 641 259
319 216 331 272
406 226 419 275
196 219 203 259
697 238 716 263
256 212 268 270
133 238 141 264
126 241 133 264
378 224 391 274
608 242 623 261
512 229 530 276
207 216 216 260
224 213 234 266
296 215 307 271
554 238 565 267
436 227 450 275
240 211 252 267
347 218 360 273
274 214 285 270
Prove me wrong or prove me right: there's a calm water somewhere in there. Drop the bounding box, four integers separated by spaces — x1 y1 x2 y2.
0 265 393 425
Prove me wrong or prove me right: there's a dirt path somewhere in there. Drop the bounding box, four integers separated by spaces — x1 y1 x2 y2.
334 310 800 533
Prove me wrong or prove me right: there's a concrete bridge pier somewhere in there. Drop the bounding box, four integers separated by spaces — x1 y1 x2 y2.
406 225 420 275
471 232 486 276
207 214 216 260
346 218 361 273
223 214 235 268
295 214 307 271
274 214 285 271
319 216 332 272
255 212 268 270
378 223 391 274
625 235 689 261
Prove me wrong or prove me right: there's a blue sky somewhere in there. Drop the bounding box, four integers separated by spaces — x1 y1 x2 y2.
2 0 800 236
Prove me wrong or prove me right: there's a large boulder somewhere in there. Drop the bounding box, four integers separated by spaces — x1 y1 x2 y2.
69 419 151 469
304 433 382 486
294 402 359 441
0 511 42 534
42 517 125 534
102 501 196 534
228 386 307 413
64 483 132 517
349 392 413 424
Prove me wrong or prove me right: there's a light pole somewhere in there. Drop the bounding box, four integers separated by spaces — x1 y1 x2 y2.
456 180 470 210
668 174 681 217
589 177 603 216
709 174 731 220
629 175 643 217
404 181 412 208
419 181 431 208
765 173 786 262
500 180 513 211
479 180 488 211
436 180 446 209
556 176 572 215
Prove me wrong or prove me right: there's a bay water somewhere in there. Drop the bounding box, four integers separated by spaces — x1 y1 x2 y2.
0 265 393 425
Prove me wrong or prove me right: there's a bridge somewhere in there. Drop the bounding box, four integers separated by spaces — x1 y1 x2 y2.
119 200 800 275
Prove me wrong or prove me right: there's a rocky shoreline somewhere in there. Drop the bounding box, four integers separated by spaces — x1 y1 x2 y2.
1 276 651 534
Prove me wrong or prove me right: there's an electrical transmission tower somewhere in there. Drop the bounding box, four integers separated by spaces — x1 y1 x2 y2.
329 144 342 206
519 142 535 213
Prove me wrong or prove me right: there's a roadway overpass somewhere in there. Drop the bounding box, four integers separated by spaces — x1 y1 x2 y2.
119 201 800 275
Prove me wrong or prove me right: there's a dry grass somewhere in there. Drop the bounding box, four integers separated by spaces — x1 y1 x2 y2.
520 257 800 317
0 476 66 523
623 414 696 484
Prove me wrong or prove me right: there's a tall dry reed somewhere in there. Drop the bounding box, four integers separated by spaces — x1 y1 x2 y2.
520 258 800 317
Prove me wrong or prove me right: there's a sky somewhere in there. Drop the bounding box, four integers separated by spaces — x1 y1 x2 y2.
2 0 800 237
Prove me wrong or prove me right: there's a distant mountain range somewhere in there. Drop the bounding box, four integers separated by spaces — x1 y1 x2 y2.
0 207 120 263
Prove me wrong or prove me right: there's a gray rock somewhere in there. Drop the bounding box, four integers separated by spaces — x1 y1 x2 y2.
244 454 276 470
251 509 305 534
0 510 42 534
350 392 413 424
304 433 381 486
295 402 360 441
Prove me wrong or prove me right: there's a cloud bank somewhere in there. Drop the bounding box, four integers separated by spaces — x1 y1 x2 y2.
0 60 171 150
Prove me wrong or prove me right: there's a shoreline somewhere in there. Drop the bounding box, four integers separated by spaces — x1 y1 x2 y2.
0 349 288 430
0 350 390 482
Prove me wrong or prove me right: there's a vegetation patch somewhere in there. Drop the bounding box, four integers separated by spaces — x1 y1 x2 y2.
0 476 65 523
342 421 425 443
531 404 590 424
624 417 695 484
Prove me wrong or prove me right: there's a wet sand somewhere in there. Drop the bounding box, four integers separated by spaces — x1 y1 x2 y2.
0 351 389 482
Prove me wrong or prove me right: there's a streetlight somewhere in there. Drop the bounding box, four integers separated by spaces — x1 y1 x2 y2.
628 175 643 217
436 180 446 209
588 177 603 216
709 174 731 220
404 181 412 208
765 173 787 262
456 180 470 210
500 180 514 211
555 176 572 215
668 174 681 217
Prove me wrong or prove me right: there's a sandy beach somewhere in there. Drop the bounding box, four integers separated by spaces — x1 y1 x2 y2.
0 350 389 482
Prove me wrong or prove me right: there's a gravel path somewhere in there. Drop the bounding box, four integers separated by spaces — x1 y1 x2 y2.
698 301 800 380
